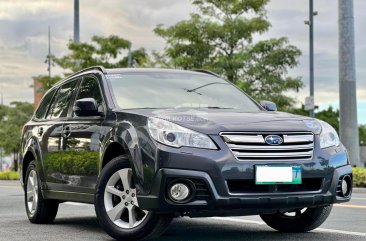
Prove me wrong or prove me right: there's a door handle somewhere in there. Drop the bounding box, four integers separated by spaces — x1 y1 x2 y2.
62 126 71 138
37 127 44 136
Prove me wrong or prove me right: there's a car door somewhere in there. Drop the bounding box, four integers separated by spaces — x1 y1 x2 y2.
42 79 79 191
61 74 106 194
31 88 57 185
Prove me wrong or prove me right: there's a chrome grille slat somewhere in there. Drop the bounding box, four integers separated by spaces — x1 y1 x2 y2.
232 151 313 158
222 135 265 143
221 132 314 161
227 143 314 151
283 135 314 143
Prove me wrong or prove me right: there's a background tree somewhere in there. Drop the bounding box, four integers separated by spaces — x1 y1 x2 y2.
155 0 302 109
0 102 33 171
39 35 151 92
34 75 62 94
55 35 149 73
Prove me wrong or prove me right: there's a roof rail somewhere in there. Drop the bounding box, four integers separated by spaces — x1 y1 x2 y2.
64 66 107 80
193 69 222 78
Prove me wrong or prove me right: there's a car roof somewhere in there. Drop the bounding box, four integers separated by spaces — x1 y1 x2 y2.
52 67 220 88
104 68 207 75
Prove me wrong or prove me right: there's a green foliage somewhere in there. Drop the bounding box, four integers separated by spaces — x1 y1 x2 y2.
154 14 215 69
44 151 99 176
352 167 366 187
55 35 150 74
0 102 34 155
316 106 340 133
241 37 303 108
0 171 19 180
35 75 62 93
155 0 302 109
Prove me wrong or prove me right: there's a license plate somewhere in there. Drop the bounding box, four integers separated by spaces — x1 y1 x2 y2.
255 165 302 185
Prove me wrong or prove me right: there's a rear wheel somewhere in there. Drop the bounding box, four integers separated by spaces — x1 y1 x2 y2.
24 161 59 224
260 205 333 232
95 156 173 240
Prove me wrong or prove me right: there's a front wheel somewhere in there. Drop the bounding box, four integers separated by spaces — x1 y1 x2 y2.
260 205 333 232
95 156 172 240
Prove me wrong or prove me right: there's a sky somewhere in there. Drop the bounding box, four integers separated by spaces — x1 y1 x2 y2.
0 0 365 124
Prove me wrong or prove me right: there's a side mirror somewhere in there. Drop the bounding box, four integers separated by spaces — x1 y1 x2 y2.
73 98 100 117
260 101 277 111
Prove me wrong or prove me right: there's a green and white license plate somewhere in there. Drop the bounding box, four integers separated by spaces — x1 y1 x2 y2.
255 165 302 185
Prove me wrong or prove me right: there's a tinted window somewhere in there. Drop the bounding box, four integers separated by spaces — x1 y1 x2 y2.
47 80 78 119
35 89 56 119
107 72 260 112
75 76 104 114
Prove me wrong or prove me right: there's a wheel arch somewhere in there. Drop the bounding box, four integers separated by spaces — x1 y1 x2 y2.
20 135 44 187
22 150 36 184
101 141 128 169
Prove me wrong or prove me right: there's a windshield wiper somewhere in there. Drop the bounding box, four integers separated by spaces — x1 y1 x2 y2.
184 82 229 95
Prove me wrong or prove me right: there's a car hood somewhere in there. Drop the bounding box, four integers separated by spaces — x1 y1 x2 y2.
118 109 315 135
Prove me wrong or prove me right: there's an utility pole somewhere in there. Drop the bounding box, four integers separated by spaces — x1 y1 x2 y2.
47 26 51 78
339 0 360 166
74 0 80 43
304 0 317 117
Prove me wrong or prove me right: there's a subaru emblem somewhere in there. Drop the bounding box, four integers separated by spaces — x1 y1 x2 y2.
265 135 283 145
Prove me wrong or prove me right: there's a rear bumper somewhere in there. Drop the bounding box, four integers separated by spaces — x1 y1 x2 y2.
138 165 352 216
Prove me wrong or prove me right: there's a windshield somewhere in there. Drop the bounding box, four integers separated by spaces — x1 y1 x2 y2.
107 72 260 112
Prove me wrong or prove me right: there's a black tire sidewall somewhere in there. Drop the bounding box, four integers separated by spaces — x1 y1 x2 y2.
260 205 333 232
24 161 41 222
95 156 162 240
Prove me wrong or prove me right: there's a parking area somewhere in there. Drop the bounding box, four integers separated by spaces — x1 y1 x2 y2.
0 181 365 241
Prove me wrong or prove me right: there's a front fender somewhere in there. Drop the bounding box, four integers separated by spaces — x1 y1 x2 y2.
20 136 45 188
101 121 145 190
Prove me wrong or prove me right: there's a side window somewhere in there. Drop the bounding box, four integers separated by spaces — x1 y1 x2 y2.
35 89 56 119
47 80 78 119
75 76 105 114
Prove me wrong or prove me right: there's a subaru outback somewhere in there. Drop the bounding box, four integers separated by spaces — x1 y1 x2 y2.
20 66 352 240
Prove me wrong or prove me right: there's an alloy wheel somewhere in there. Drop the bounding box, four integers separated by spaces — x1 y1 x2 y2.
103 168 148 229
26 170 38 215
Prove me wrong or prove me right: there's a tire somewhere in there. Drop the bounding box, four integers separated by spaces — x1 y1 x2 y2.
95 156 173 241
24 161 59 224
260 205 333 232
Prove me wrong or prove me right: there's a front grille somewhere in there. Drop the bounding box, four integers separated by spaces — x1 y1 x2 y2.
221 132 314 161
227 178 323 194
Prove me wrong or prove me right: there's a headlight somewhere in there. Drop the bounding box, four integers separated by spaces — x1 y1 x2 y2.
319 120 340 149
304 119 340 148
147 117 217 149
303 119 322 134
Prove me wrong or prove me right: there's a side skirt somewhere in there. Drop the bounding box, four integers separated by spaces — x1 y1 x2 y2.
42 190 94 204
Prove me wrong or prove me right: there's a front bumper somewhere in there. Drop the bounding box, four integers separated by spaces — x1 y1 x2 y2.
138 154 352 217
136 131 352 216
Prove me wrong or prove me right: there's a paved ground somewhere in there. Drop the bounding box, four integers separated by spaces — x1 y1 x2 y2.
1 181 365 241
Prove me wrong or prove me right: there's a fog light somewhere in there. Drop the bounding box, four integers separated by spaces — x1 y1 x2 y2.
341 175 352 197
169 183 190 202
